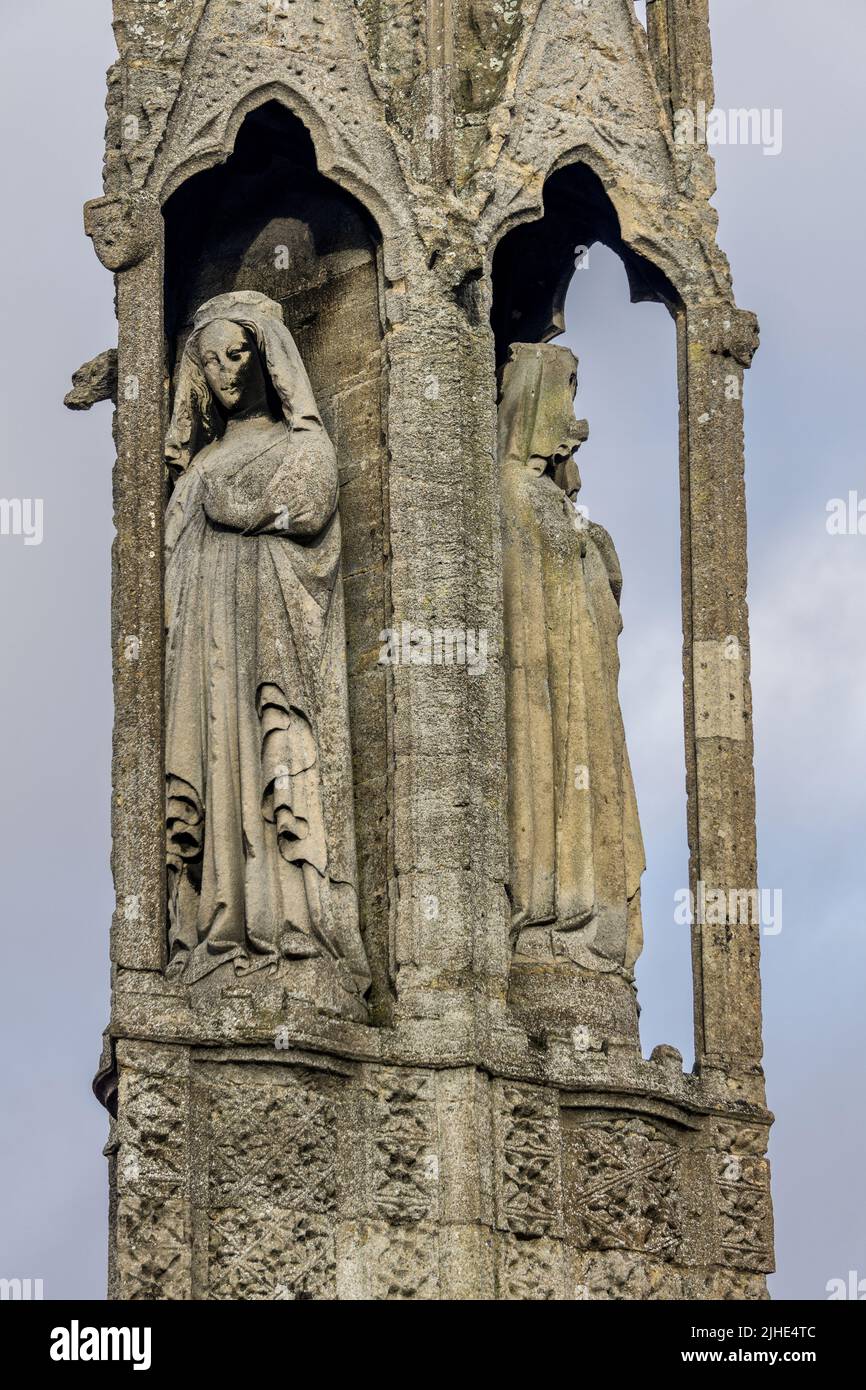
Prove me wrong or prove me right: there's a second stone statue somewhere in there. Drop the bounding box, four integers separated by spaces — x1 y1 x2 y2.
162 290 371 1017
499 341 645 1041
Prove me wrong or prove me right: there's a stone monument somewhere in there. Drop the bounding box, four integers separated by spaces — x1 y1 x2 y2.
70 0 773 1299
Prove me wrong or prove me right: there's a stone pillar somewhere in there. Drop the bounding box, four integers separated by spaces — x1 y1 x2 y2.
384 282 511 1036
678 303 766 1100
424 0 455 186
83 192 167 973
646 0 715 118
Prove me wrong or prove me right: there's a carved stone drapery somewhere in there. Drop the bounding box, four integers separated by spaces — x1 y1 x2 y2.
499 342 645 1042
163 291 370 1015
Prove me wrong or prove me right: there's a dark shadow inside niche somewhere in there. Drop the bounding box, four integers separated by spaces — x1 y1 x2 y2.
162 101 395 1024
490 161 692 1064
491 161 679 367
164 102 384 378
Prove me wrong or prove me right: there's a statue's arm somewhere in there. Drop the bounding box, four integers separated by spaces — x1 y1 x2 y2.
202 433 338 538
165 464 206 560
586 521 623 606
242 434 338 538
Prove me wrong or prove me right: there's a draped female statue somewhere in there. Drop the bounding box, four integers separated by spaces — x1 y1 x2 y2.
499 342 645 984
163 291 370 1013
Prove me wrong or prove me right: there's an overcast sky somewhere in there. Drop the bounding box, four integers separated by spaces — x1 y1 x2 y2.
0 0 862 1301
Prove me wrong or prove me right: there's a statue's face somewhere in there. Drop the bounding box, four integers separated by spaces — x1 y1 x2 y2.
550 363 582 457
198 319 267 414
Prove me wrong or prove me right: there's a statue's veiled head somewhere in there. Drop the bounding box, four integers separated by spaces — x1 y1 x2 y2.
165 291 324 474
197 319 270 418
498 342 589 496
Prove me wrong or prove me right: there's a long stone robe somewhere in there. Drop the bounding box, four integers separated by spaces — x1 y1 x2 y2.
499 342 645 972
163 292 370 998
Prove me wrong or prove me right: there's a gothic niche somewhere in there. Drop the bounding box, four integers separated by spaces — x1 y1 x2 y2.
491 163 681 1042
162 102 392 1020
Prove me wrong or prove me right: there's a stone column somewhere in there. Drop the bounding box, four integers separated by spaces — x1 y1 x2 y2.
646 0 715 119
425 0 455 186
678 302 765 1100
84 192 167 973
384 269 511 1037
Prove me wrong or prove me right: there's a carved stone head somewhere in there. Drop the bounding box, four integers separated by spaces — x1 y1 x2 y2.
165 291 324 474
497 341 589 496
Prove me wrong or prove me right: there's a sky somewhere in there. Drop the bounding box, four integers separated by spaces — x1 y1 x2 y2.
0 0 863 1302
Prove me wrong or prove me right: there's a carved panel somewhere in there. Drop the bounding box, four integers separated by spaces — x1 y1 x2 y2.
116 1186 189 1300
209 1077 338 1214
494 1083 562 1237
562 1113 683 1259
119 1070 187 1184
573 1249 687 1301
209 1208 336 1300
363 1222 440 1300
363 1066 439 1224
114 1057 191 1300
713 1122 773 1273
204 1067 342 1300
495 1233 562 1300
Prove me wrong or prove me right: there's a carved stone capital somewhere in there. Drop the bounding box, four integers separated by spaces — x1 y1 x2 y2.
692 303 761 368
84 192 161 271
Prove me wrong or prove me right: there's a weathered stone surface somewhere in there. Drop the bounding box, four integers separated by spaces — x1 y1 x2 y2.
107 1042 772 1300
80 0 772 1299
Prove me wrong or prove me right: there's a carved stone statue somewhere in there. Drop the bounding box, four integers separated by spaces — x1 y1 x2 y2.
499 342 645 990
163 291 370 1013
